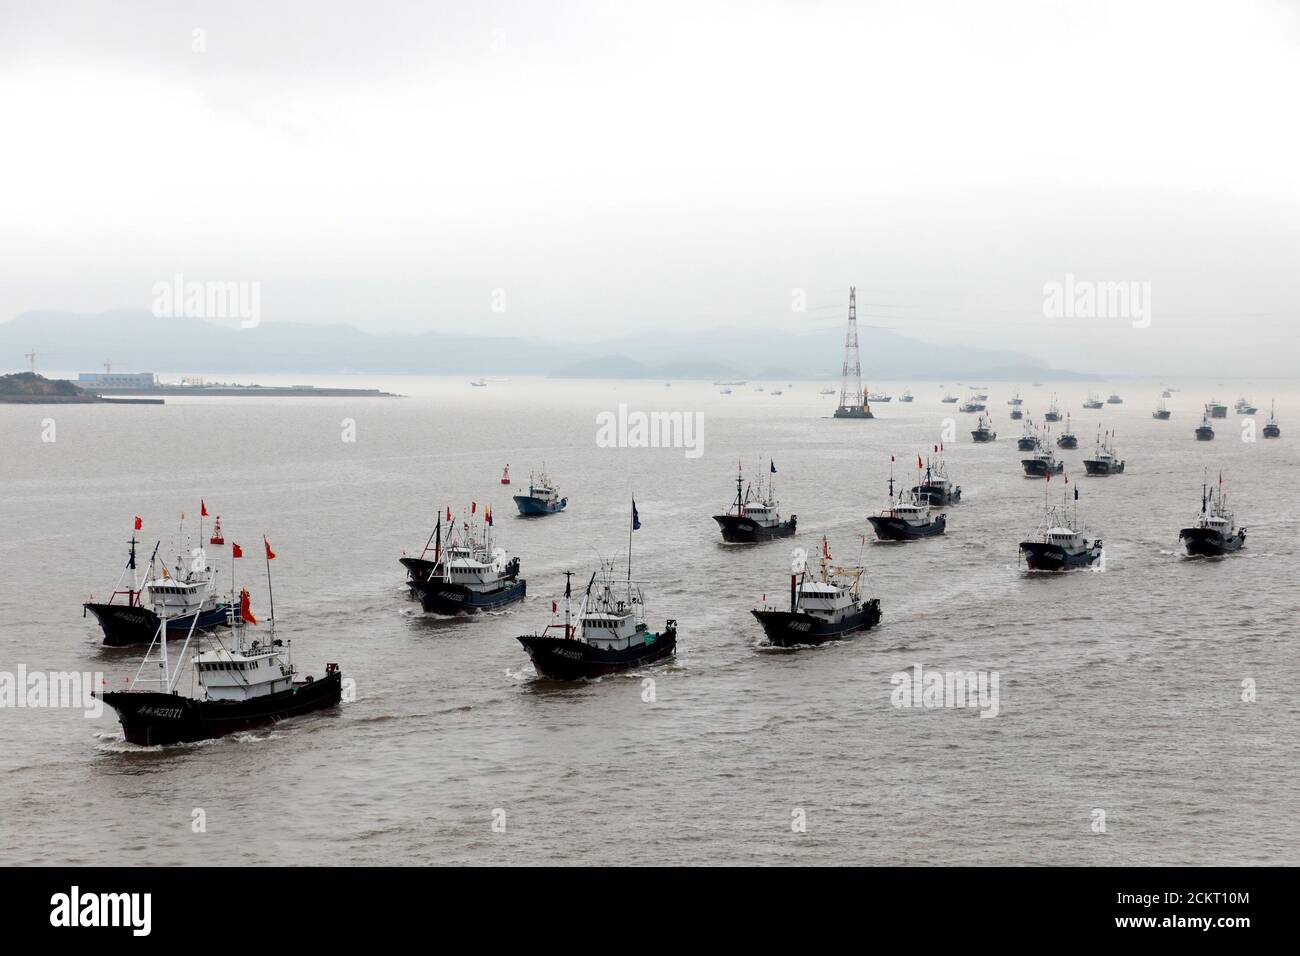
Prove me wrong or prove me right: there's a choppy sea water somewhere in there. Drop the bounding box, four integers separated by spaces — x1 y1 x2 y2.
1 377 1297 865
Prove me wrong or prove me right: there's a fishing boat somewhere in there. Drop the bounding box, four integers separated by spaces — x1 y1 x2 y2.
1017 419 1041 452
500 465 511 485
899 389 914 403
713 462 796 542
1179 473 1245 557
1007 392 1023 406
959 396 986 413
1082 393 1104 410
1010 407 1024 421
1106 393 1123 405
98 543 342 746
1082 429 1125 475
1195 408 1215 441
1022 445 1064 478
910 447 961 505
409 507 525 614
1018 475 1103 571
719 387 733 395
84 515 233 647
1043 395 1062 422
770 389 784 396
970 413 997 442
819 387 836 396
1263 400 1280 438
517 503 676 678
513 467 568 515
1056 413 1078 449
1153 396 1171 420
941 393 959 404
470 379 487 387
867 391 892 402
751 537 881 647
1162 389 1172 398
1208 399 1228 419
868 457 947 540
1234 397 1257 415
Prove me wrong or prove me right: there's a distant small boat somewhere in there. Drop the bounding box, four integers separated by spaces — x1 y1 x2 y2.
514 468 568 515
1007 392 1023 406
1056 413 1078 449
867 392 892 403
1162 389 1172 398
1106 393 1123 405
1043 395 1062 422
1153 397 1171 420
970 414 997 443
1195 408 1215 441
819 387 836 396
1083 393 1104 410
770 389 784 396
470 379 488 387
720 388 733 395
941 394 959 403
899 389 914 403
1234 397 1257 415
1207 399 1228 418
1263 400 1280 438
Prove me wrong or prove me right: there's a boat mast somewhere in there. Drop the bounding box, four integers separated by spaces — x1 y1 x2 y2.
264 536 276 636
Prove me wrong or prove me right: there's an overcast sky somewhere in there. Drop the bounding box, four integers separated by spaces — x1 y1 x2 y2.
1 0 1297 375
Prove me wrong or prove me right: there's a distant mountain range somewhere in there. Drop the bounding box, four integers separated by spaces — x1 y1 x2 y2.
0 309 1094 381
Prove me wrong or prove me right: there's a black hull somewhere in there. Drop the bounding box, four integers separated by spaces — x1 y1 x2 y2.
1017 438 1039 451
868 514 946 541
1056 436 1078 449
1021 459 1064 477
99 670 342 746
1195 428 1215 441
518 627 676 680
910 484 960 505
713 514 797 542
84 601 233 648
413 577 526 614
971 431 996 442
1083 459 1124 475
1010 410 1023 420
1179 528 1246 557
1263 426 1280 438
751 600 882 647
400 556 437 583
1043 413 1061 422
1018 541 1102 571
1153 411 1171 420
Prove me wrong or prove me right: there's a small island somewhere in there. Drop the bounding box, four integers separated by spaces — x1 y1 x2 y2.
0 372 162 404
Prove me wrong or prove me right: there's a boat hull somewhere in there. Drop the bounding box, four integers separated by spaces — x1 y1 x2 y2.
1179 528 1246 557
713 514 797 542
1021 459 1064 477
1017 438 1039 451
1153 411 1171 420
1056 436 1078 449
1043 413 1062 422
1018 542 1102 571
1009 410 1023 420
971 430 996 442
518 626 676 679
910 484 960 505
413 577 526 614
1263 425 1280 438
1195 427 1215 441
399 556 437 593
1083 459 1124 475
751 600 882 647
868 514 946 541
514 495 567 515
99 670 342 746
1210 406 1228 419
84 601 233 648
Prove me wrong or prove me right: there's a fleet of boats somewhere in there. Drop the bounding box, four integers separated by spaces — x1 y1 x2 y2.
81 362 1284 748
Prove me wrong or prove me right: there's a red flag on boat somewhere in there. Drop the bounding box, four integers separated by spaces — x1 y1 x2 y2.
552 601 557 614
134 516 143 530
446 506 451 522
264 536 276 560
918 455 923 469
232 543 243 558
1046 470 1052 482
471 501 477 515
201 500 208 517
891 454 895 462
240 587 257 625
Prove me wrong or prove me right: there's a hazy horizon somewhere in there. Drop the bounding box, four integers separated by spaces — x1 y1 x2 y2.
3 0 1298 376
